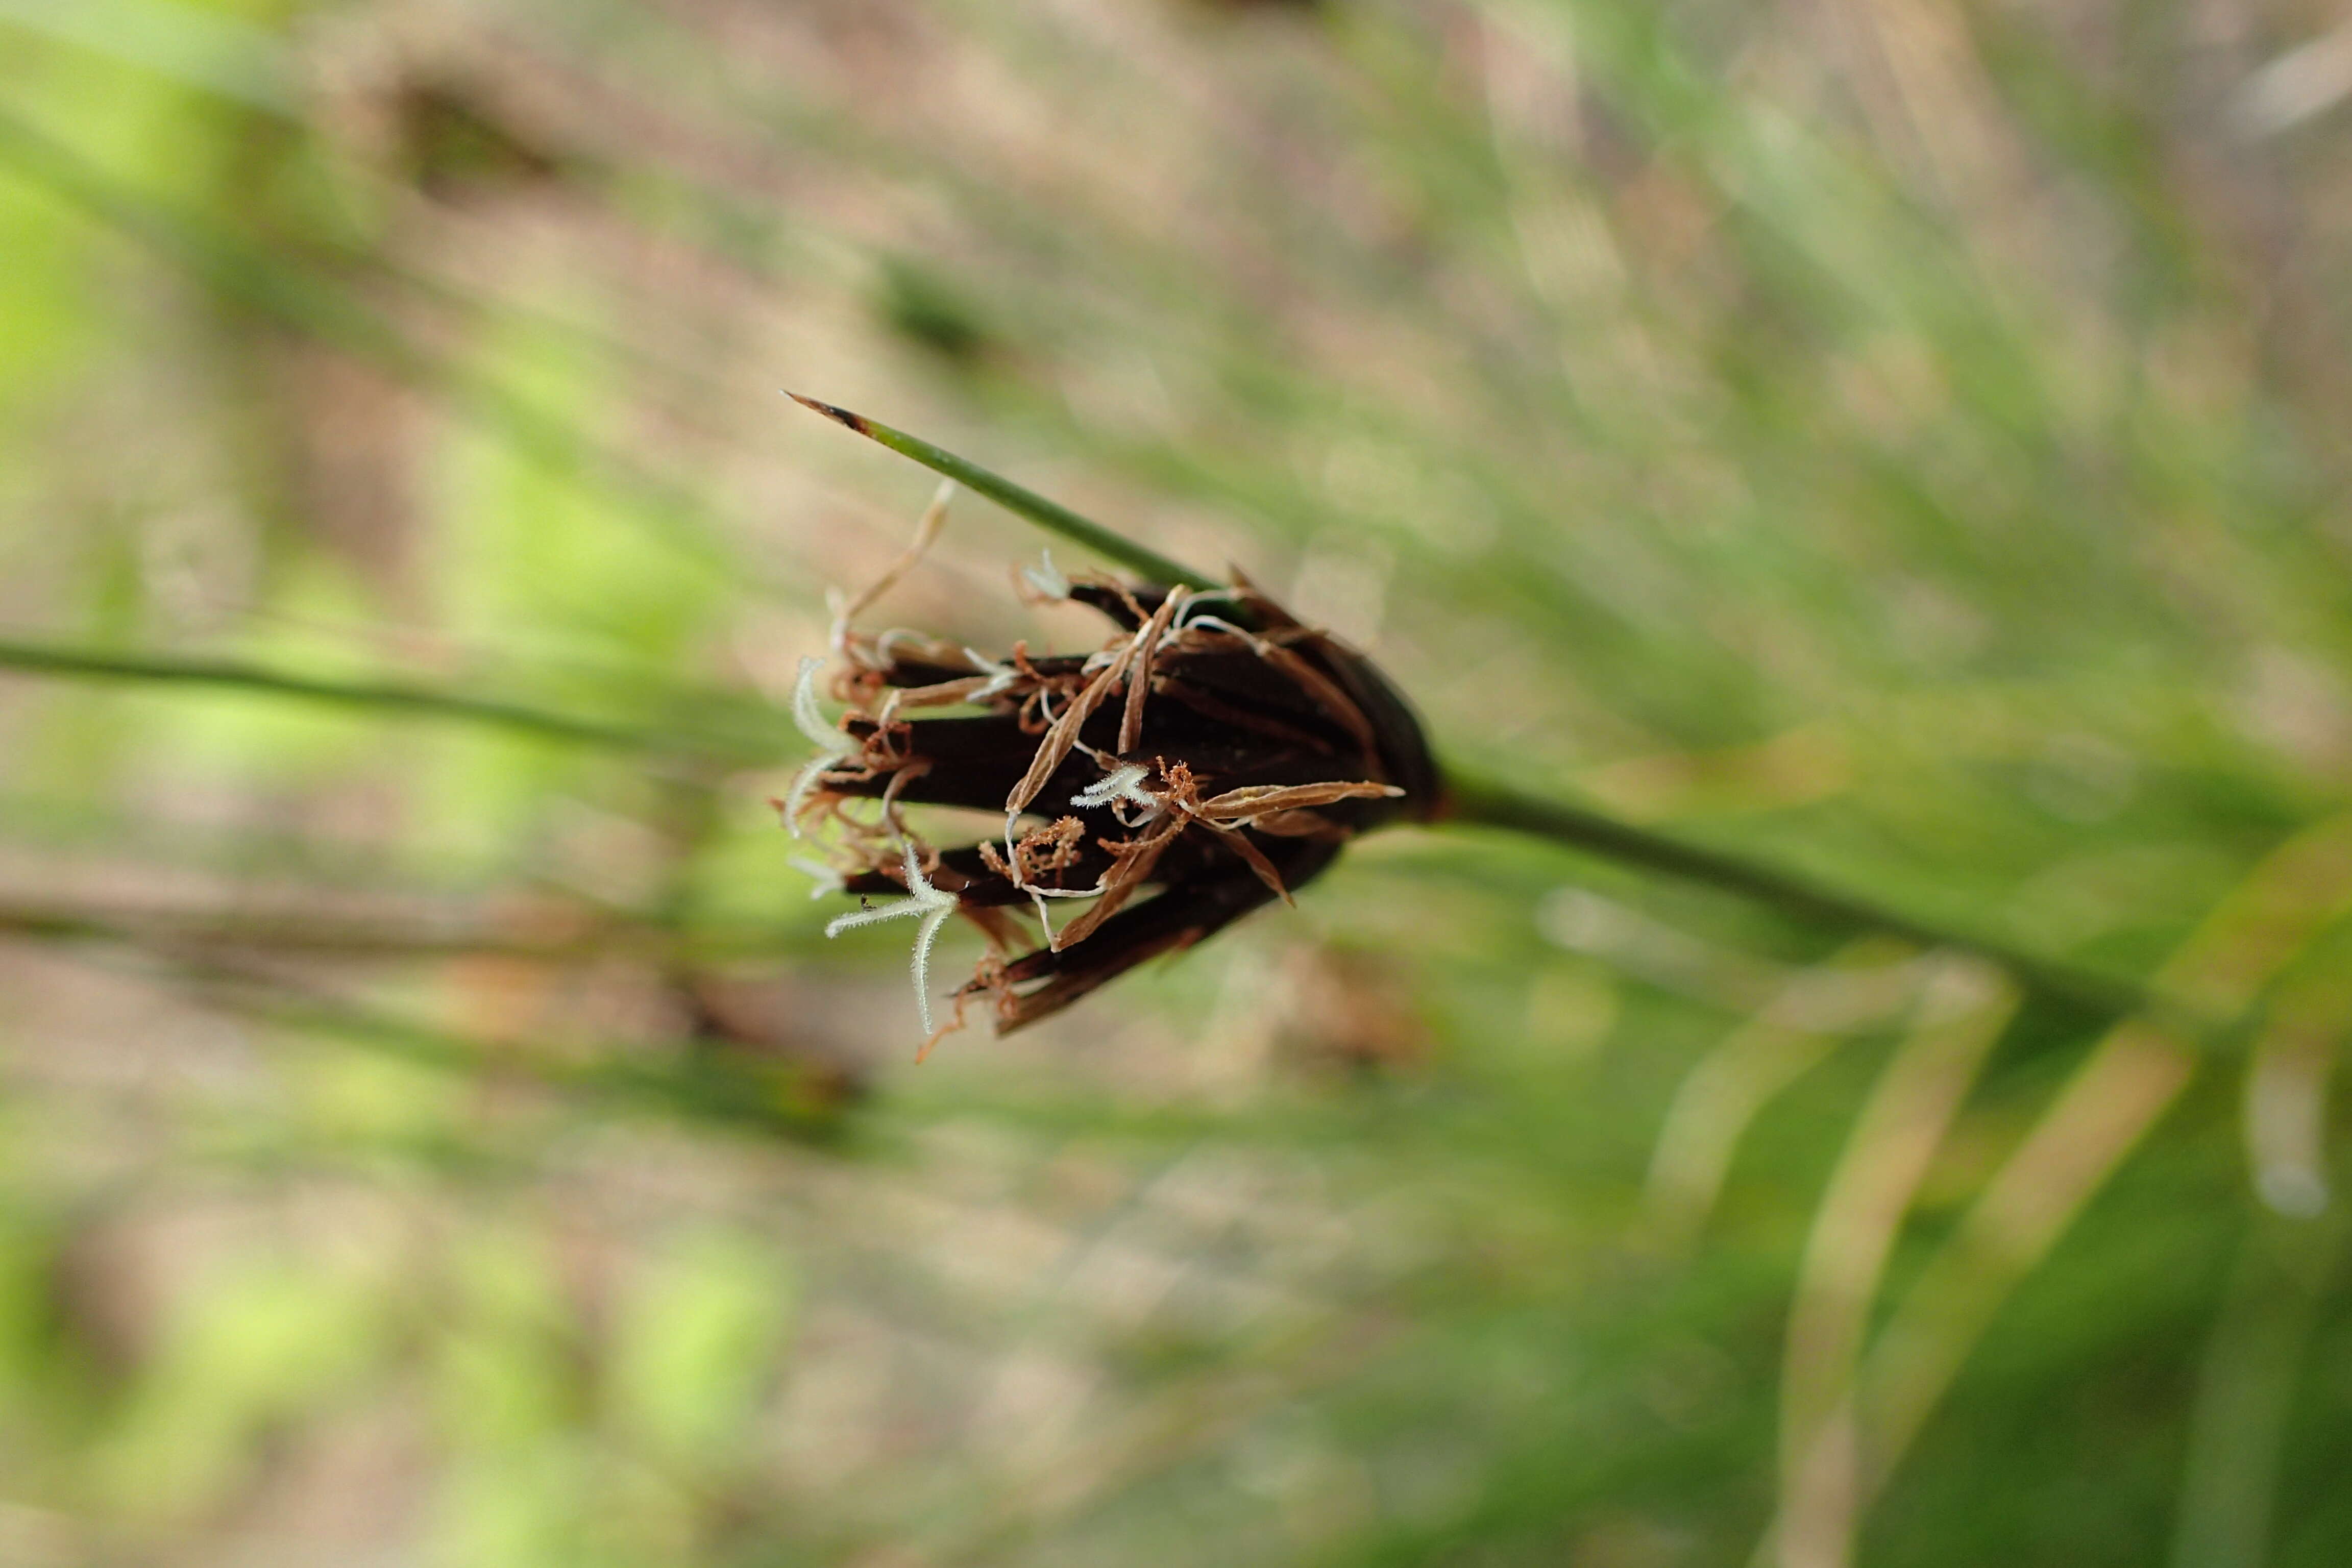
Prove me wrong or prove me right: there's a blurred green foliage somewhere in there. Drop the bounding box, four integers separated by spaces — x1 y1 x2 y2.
1 1 2349 1564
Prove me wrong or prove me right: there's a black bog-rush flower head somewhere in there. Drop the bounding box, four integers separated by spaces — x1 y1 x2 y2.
783 534 1440 1055
777 397 2167 1067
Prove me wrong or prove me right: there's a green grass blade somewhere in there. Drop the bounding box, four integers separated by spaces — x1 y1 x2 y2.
787 394 1220 590
0 636 701 754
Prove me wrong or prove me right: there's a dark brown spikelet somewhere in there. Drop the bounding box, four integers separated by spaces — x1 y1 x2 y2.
785 566 1440 1049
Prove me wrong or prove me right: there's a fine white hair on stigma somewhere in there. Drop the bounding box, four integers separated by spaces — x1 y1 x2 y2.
782 657 860 838
1072 763 1156 812
824 839 959 1036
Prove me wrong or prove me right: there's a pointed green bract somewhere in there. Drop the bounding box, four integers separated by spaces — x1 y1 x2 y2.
786 394 1218 590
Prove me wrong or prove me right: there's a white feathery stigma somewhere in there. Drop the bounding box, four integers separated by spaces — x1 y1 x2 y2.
1072 763 1158 813
824 838 960 1036
781 657 860 838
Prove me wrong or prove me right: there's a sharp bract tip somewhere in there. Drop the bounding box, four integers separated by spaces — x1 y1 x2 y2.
786 391 870 434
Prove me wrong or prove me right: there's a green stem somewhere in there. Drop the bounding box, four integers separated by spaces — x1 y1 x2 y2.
1442 769 2180 1027
788 394 1219 590
0 636 669 752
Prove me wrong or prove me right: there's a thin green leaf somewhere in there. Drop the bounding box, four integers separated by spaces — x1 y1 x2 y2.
0 635 718 756
787 393 1219 590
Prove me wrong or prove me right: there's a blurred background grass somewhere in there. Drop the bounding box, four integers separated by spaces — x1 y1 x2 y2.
2 0 2349 1563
